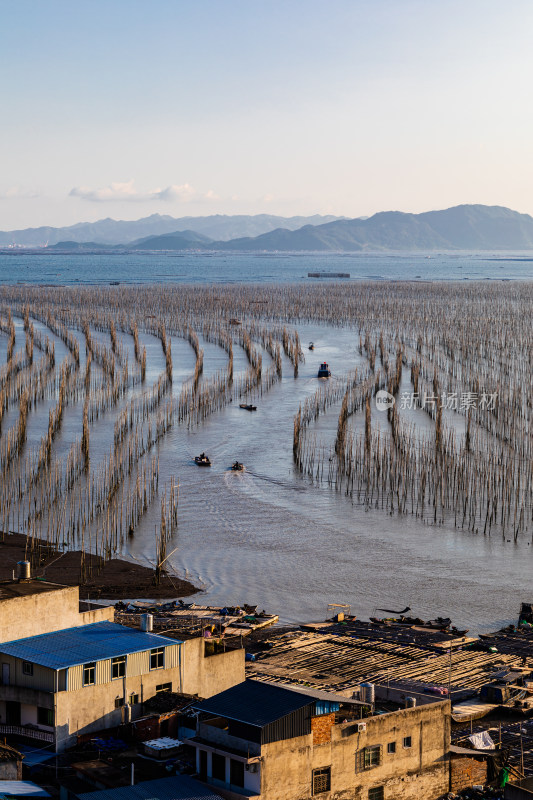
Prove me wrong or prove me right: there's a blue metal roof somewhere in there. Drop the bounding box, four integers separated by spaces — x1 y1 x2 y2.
0 622 182 670
77 776 220 800
193 679 315 727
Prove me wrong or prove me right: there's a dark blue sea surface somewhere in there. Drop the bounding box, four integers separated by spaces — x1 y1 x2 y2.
1 250 533 284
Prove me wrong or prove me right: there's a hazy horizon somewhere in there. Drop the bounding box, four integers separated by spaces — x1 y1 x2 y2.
2 0 533 228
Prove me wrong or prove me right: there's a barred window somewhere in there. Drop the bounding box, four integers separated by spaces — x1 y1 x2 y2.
387 741 396 754
356 745 382 771
312 767 331 795
83 662 95 686
369 787 384 800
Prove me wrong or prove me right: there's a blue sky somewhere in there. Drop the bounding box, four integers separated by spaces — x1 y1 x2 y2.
1 0 532 227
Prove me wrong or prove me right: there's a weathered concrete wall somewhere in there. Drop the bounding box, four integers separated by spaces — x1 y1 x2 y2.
0 585 81 643
181 639 245 698
0 760 21 780
0 584 113 645
257 700 450 800
79 606 114 625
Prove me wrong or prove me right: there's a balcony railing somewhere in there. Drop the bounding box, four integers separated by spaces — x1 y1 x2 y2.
0 723 54 743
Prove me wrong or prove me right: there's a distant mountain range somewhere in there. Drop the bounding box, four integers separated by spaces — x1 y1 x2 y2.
5 205 533 253
0 213 343 247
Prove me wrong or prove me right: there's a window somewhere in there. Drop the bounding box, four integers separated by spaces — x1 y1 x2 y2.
403 736 412 749
387 741 396 754
83 662 95 686
369 787 384 800
111 656 126 679
212 753 226 782
356 745 382 771
115 697 125 708
129 693 139 705
22 661 33 676
156 682 172 693
230 759 245 788
150 648 164 670
37 707 54 727
312 767 331 795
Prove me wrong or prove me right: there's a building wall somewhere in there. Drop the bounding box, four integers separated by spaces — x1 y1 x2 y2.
181 639 245 698
0 583 113 644
0 585 79 643
0 760 22 780
259 701 450 800
65 643 181 691
193 701 450 800
450 754 487 794
55 662 185 749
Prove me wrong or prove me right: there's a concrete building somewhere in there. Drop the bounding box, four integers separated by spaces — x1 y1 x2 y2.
0 577 244 752
0 744 23 780
188 679 451 800
0 578 114 644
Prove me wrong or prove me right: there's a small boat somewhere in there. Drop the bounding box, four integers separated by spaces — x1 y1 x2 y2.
309 342 314 350
194 453 211 467
239 403 257 411
231 461 244 471
317 362 331 378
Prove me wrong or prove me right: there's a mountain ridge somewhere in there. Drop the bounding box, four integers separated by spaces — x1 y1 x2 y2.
0 213 343 247
118 205 533 252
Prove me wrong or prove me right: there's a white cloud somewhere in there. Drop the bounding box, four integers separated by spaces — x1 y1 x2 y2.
69 180 217 203
0 187 40 199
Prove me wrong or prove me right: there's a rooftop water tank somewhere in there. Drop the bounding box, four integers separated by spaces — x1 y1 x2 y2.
360 682 375 705
141 613 153 632
17 561 31 580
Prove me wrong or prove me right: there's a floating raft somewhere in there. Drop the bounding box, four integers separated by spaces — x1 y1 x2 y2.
308 272 350 278
116 602 278 638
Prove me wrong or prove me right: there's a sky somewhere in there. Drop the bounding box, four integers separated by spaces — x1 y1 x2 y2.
1 0 533 229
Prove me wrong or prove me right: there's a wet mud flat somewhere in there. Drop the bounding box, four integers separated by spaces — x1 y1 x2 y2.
0 532 200 600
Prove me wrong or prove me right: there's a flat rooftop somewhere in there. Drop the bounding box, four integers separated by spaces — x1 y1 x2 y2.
0 621 182 670
0 579 69 602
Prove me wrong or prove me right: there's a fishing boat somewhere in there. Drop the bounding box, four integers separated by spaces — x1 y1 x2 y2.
239 403 257 411
194 453 211 467
317 362 331 378
309 342 314 350
231 461 244 471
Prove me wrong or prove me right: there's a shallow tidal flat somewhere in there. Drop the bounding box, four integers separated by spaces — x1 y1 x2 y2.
0 281 531 633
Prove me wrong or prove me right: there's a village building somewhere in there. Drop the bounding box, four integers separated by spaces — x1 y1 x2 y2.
0 574 244 752
0 744 23 780
188 679 451 800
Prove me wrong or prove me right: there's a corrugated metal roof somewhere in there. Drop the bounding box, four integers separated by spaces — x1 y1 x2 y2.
0 781 50 797
193 679 315 727
0 622 182 670
77 776 220 800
